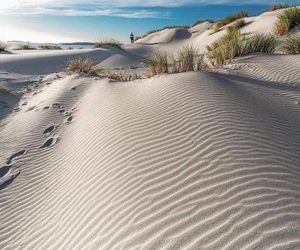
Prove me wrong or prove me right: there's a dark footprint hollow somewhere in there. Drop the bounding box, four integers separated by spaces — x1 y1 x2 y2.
67 116 73 122
43 125 56 134
41 138 57 148
6 150 26 165
0 165 11 178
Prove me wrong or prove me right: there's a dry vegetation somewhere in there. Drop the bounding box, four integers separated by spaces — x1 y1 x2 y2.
65 58 96 75
146 46 207 76
274 7 300 36
16 44 36 50
94 39 122 49
142 25 190 38
269 4 290 12
280 32 300 54
0 86 10 93
39 44 62 50
0 42 7 52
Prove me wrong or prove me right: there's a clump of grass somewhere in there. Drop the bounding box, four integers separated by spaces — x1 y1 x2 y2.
274 7 300 36
279 32 300 54
147 46 207 75
0 86 10 93
0 42 7 52
99 71 142 82
207 29 277 65
228 19 246 31
142 25 190 38
269 4 289 12
16 43 35 50
192 19 214 27
174 46 207 72
39 44 62 50
176 46 195 72
213 11 248 33
94 39 122 49
146 53 169 76
65 58 96 75
207 29 244 65
244 33 278 54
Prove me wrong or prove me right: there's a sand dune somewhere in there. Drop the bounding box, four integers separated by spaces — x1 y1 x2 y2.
1 7 300 250
1 53 300 249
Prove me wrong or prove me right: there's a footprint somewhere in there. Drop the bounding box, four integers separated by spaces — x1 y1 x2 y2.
26 106 35 112
52 103 63 109
64 111 72 117
71 86 77 91
43 125 56 134
22 102 28 106
58 109 65 114
66 116 73 123
0 165 20 189
13 107 21 113
6 150 27 165
0 165 10 178
43 106 50 110
40 138 57 148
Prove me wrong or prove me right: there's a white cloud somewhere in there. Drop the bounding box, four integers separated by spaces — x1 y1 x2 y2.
0 0 298 17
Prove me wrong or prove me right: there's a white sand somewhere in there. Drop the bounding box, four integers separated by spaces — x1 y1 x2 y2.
1 8 300 250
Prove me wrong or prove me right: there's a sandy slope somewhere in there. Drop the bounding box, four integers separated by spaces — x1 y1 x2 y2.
1 53 300 249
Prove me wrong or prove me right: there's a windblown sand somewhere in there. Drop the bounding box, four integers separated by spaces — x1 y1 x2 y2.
1 7 300 250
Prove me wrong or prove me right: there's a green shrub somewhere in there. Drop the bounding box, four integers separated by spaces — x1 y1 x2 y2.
274 7 300 36
280 32 300 54
94 39 122 49
0 42 7 52
65 58 96 74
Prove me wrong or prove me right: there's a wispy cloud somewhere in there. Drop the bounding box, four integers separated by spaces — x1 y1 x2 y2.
0 0 298 17
1 6 168 19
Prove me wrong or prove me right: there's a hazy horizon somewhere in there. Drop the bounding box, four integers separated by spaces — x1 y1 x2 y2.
0 1 299 44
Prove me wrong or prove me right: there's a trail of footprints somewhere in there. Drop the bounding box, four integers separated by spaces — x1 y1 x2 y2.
1 101 77 189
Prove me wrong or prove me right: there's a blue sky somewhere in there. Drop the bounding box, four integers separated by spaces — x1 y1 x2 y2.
0 0 299 43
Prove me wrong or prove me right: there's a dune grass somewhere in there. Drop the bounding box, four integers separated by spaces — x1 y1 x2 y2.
274 7 300 36
280 32 300 54
94 39 122 49
269 4 290 12
213 11 248 33
146 46 207 76
0 42 7 52
146 53 169 76
192 19 214 27
142 25 190 38
0 86 10 93
16 44 35 50
39 44 62 50
227 19 247 32
207 29 277 65
65 58 96 75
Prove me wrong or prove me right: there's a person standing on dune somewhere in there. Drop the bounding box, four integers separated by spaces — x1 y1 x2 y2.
130 32 135 44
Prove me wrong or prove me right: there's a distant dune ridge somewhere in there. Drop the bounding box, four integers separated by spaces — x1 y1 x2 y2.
1 7 300 250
